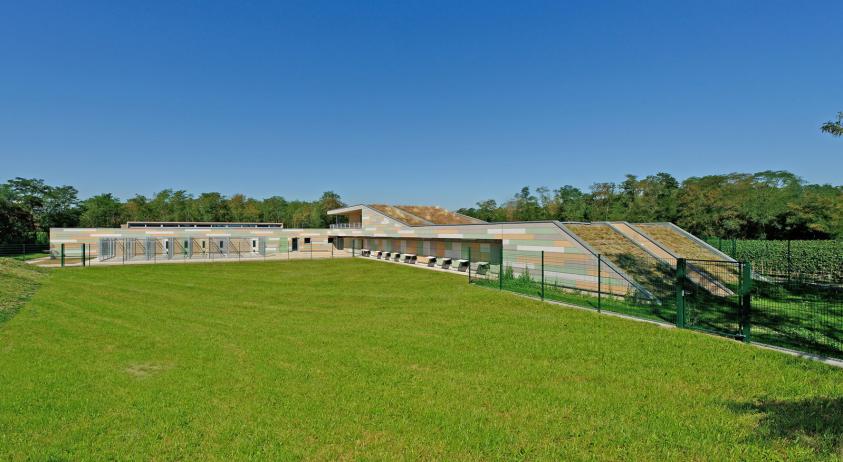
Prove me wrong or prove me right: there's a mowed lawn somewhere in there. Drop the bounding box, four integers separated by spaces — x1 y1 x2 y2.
1 259 841 461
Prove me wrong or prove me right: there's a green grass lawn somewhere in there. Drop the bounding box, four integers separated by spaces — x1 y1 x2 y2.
0 258 49 324
1 259 841 460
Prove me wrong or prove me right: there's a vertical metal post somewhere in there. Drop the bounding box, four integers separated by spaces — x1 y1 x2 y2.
81 244 86 267
499 245 503 290
675 258 686 328
468 247 472 283
540 251 545 300
60 243 65 267
597 254 602 312
786 239 792 281
740 262 752 343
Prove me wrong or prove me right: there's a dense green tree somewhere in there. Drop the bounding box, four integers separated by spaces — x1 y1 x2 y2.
456 171 842 240
2 172 842 242
79 194 124 228
553 186 588 221
2 178 79 242
821 112 843 137
0 185 36 243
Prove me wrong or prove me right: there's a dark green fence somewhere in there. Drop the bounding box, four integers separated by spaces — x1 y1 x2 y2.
750 274 843 357
705 238 843 283
469 249 841 359
0 243 50 261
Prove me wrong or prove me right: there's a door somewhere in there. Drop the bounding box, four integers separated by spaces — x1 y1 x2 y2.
291 238 299 251
251 238 259 253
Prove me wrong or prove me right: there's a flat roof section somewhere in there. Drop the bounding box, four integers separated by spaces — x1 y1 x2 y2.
124 222 284 229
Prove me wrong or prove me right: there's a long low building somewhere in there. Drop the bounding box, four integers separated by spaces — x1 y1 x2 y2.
49 204 735 299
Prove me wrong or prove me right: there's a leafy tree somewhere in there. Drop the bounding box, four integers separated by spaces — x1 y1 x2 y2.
0 185 36 243
552 186 587 221
505 187 542 221
821 112 843 137
455 170 841 239
79 194 124 228
2 178 79 241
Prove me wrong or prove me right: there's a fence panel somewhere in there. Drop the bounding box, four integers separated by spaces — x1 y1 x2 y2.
751 274 843 357
0 243 51 260
470 249 680 324
681 259 746 339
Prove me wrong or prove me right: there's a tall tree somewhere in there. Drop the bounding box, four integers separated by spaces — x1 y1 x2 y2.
0 184 36 243
79 194 124 228
2 178 79 241
821 112 843 137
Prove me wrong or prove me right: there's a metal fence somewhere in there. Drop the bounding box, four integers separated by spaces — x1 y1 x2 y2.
9 239 841 359
705 237 843 283
23 239 351 267
0 243 51 261
468 249 841 359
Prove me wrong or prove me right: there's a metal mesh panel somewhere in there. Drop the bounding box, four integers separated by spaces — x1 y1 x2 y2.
681 259 746 339
751 273 843 357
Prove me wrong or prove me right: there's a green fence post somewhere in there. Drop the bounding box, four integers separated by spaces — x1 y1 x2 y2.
675 258 686 328
81 243 86 267
352 239 355 257
597 254 602 313
61 243 65 268
540 251 545 301
468 247 472 283
786 239 792 281
499 245 503 290
741 261 752 343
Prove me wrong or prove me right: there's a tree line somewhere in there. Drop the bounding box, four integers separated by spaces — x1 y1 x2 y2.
456 171 843 240
2 170 841 244
0 178 345 244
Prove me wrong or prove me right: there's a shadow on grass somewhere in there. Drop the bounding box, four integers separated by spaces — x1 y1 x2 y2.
728 397 843 457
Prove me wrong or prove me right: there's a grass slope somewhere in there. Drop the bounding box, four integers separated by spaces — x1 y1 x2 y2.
0 258 49 324
0 259 841 461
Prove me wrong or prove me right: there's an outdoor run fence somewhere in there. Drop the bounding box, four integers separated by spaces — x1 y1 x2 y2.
0 243 51 261
7 239 841 360
467 248 842 360
705 237 843 283
13 239 353 268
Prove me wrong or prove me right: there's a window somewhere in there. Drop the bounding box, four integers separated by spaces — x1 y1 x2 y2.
304 238 311 244
328 237 334 243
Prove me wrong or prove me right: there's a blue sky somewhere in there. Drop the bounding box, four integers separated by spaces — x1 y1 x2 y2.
1 0 841 209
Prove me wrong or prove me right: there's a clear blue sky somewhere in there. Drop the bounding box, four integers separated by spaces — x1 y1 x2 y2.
2 0 841 209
